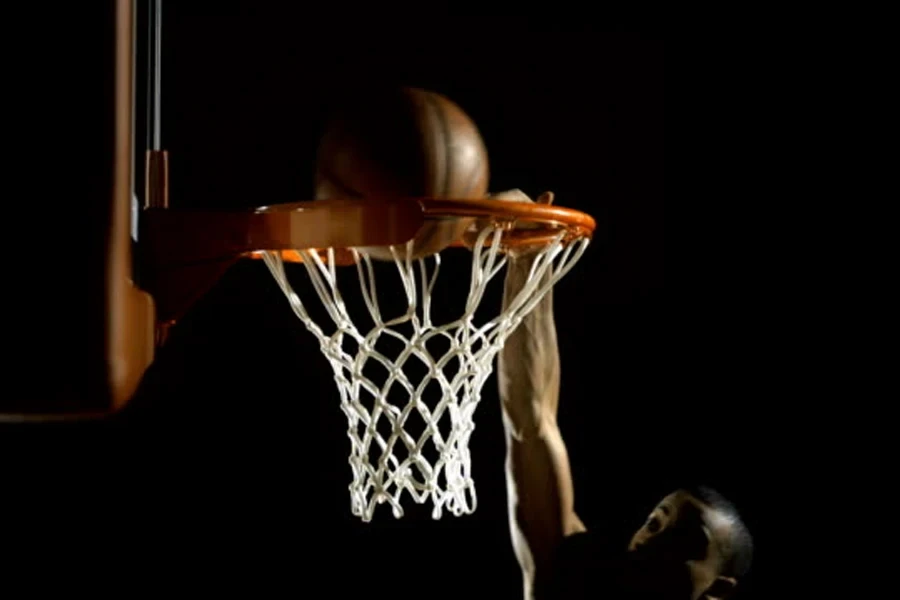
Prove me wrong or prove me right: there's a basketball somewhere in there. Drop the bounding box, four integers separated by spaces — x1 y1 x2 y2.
315 87 489 260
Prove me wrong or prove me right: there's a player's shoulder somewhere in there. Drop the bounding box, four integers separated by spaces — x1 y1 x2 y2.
542 530 621 599
555 530 609 564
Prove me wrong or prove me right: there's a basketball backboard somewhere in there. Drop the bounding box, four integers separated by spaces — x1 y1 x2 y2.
2 4 596 526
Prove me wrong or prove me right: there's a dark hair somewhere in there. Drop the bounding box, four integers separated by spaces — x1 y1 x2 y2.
686 486 754 578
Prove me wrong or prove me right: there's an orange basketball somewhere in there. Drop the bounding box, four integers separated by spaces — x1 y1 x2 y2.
315 87 489 260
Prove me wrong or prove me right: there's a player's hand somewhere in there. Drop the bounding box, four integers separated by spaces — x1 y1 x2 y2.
488 188 538 204
485 189 555 260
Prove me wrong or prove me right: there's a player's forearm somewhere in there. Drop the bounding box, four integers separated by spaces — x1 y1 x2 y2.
500 255 580 598
498 256 561 438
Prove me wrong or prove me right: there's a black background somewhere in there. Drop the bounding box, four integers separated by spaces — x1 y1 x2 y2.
3 4 767 598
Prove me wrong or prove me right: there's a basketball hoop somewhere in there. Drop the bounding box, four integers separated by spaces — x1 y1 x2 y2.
254 196 595 521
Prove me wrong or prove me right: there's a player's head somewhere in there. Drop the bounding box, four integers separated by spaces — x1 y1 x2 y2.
626 486 753 600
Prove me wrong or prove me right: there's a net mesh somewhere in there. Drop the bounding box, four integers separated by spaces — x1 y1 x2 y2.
261 225 589 521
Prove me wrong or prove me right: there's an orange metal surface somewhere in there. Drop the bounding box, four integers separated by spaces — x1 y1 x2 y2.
107 0 155 412
238 196 596 263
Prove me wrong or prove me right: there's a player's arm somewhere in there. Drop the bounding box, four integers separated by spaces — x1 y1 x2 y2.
495 191 586 599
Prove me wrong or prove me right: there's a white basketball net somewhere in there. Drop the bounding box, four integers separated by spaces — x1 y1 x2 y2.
261 225 589 521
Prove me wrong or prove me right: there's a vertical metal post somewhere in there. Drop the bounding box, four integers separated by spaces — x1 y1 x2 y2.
145 0 168 210
149 0 162 151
